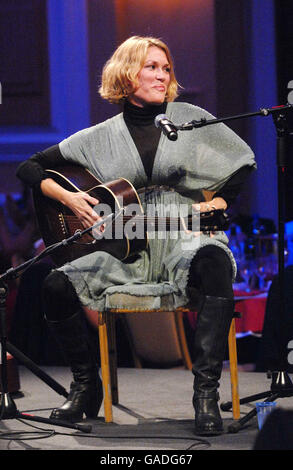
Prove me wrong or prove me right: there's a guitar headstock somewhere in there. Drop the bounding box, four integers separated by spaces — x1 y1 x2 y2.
196 209 230 232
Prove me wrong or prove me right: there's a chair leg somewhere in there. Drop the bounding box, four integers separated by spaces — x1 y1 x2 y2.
121 316 143 368
174 311 193 370
107 312 119 405
228 318 240 420
98 314 113 423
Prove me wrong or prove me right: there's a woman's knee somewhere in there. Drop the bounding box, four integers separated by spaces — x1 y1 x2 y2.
189 245 233 298
42 270 69 299
42 270 80 320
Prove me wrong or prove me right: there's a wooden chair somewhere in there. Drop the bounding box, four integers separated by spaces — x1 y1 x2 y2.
84 291 241 424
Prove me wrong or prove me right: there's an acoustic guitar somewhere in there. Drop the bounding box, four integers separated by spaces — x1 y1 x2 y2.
33 165 229 266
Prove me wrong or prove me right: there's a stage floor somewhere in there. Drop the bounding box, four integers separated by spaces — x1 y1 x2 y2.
1 366 293 452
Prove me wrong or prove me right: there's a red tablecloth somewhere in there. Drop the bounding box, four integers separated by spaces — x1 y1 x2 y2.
234 290 267 333
186 289 267 334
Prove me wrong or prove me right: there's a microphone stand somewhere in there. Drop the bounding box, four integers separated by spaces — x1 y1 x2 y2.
174 103 293 433
0 212 117 434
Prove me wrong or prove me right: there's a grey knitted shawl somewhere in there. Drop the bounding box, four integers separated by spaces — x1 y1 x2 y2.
55 102 256 311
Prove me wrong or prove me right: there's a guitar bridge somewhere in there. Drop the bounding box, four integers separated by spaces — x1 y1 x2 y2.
58 213 68 236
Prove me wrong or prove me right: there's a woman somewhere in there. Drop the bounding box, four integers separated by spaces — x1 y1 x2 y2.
17 36 256 435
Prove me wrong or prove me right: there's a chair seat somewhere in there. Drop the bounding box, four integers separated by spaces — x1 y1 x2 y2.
105 283 176 311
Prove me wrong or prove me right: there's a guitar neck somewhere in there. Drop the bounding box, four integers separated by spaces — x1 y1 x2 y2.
112 210 228 232
64 210 228 233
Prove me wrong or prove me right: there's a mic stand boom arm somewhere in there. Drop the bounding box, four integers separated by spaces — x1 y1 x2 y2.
175 103 293 130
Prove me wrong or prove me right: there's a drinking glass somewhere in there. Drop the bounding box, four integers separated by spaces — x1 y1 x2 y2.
239 260 254 292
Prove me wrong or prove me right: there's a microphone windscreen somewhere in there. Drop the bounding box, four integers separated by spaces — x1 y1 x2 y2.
154 114 167 128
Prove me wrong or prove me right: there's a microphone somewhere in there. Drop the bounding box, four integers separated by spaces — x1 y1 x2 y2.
154 114 178 141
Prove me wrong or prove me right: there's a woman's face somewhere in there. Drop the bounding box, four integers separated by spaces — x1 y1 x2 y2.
128 46 171 107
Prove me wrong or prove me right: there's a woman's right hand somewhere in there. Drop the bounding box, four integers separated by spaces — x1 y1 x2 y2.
62 191 102 229
40 178 102 229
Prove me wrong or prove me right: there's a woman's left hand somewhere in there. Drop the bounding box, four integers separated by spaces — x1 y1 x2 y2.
190 197 228 238
192 197 227 213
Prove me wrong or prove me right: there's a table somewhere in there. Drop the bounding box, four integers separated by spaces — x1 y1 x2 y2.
186 289 268 335
234 290 268 334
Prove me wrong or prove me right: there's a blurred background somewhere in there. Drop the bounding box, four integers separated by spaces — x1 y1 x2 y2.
1 0 293 370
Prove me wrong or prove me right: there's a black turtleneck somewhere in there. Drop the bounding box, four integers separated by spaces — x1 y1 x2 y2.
123 100 167 180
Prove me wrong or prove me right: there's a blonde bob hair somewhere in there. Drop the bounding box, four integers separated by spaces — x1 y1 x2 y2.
99 36 179 104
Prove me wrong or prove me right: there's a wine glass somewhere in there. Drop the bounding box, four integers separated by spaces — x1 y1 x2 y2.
239 260 254 292
256 256 269 290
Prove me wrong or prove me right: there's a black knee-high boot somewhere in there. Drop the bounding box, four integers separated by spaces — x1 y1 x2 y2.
46 310 103 423
192 296 234 435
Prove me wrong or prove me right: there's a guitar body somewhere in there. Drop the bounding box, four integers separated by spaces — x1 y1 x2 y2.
33 165 147 267
33 165 229 267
